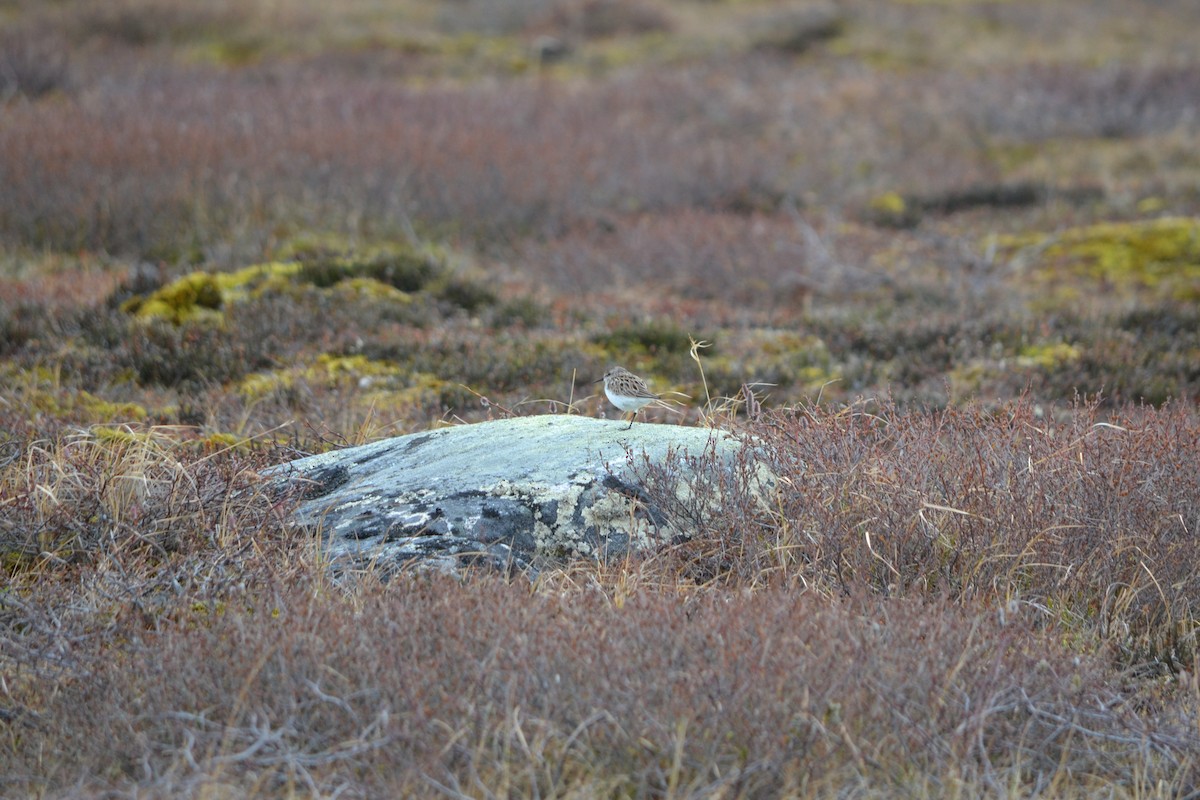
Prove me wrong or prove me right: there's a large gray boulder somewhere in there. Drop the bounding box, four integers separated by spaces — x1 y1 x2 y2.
264 415 756 576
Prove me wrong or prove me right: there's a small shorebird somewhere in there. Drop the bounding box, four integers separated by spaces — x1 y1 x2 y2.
595 366 662 430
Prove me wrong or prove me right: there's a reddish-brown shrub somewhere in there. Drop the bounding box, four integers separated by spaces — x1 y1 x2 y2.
436 0 556 35
5 575 1194 797
531 0 673 39
646 397 1200 670
0 25 72 101
513 208 922 312
67 0 250 47
975 64 1200 141
0 65 782 258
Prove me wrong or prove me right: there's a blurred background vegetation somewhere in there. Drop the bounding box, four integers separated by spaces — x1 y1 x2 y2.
1 0 1198 441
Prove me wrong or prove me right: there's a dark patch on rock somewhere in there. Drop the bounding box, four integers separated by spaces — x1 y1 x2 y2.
262 416 757 579
297 463 350 499
537 499 559 526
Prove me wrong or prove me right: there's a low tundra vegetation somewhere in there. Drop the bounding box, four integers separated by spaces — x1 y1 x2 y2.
3 0 1200 795
3 398 1199 796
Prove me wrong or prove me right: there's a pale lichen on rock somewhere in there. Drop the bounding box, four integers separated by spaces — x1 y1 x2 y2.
263 415 762 577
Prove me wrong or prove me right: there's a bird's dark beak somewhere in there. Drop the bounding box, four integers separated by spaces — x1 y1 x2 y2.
592 377 603 384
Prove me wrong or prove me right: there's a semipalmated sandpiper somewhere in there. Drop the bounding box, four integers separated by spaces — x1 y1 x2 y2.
595 366 661 430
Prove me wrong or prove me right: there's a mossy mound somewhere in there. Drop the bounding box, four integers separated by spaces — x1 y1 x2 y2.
121 262 304 325
120 242 501 328
121 271 224 325
331 277 415 306
295 248 438 293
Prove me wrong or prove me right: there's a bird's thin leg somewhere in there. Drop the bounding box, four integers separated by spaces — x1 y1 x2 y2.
625 411 636 431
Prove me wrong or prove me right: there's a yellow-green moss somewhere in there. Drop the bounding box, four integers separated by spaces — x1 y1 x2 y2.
282 238 455 294
593 320 698 356
866 191 919 227
586 31 679 71
123 262 304 325
91 425 155 445
187 32 268 67
214 261 305 300
673 330 839 404
274 231 360 261
751 331 836 388
988 142 1042 172
333 277 414 304
238 370 296 403
869 192 907 215
756 332 824 358
795 364 842 393
1 549 29 572
122 272 224 325
950 342 1082 395
0 366 151 422
1016 342 1081 370
240 354 406 404
196 432 249 453
190 600 227 618
994 217 1200 301
391 372 449 406
438 33 532 75
310 354 403 382
76 392 149 422
948 359 989 397
2 531 76 570
1054 218 1200 285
